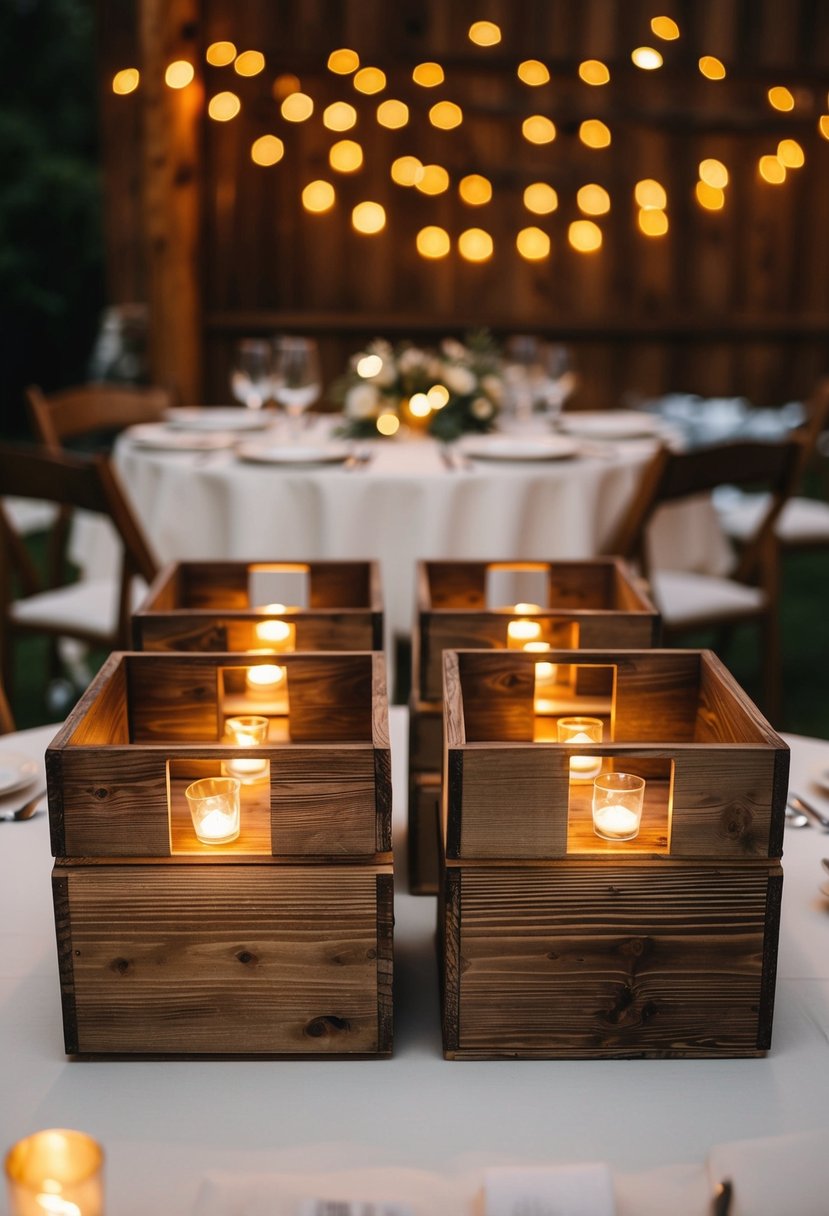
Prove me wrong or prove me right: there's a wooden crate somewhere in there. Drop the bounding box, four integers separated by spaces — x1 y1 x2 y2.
47 651 393 1057
438 647 788 1059
408 771 441 896
133 560 382 653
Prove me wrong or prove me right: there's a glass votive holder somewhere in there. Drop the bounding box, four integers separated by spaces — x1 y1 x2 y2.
184 776 241 845
222 715 270 784
506 605 543 649
557 715 603 782
592 772 646 841
5 1128 104 1216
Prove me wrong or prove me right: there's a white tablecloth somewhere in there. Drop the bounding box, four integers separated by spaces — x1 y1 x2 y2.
0 715 827 1214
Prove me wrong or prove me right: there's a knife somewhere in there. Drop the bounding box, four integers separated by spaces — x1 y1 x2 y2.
788 793 829 831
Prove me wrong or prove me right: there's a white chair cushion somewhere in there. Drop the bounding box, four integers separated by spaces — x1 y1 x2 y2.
10 577 148 636
717 491 829 545
651 570 766 629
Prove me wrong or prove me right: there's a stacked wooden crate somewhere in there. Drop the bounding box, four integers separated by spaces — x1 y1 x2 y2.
409 559 660 893
438 647 788 1058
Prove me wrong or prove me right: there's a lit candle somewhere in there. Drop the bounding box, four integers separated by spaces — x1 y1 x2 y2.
524 640 558 711
245 662 287 693
592 804 640 838
506 604 543 650
223 715 269 783
253 604 296 651
592 772 645 842
185 777 241 845
557 716 603 782
4 1129 104 1216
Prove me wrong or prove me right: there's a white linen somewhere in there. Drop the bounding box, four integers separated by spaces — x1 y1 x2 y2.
483 1163 615 1215
707 1128 829 1216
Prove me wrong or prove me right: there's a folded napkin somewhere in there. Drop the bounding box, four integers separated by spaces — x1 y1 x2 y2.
194 1167 470 1216
483 1163 615 1215
707 1127 829 1216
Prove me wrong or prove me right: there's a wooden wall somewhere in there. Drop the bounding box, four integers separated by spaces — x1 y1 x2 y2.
99 0 829 406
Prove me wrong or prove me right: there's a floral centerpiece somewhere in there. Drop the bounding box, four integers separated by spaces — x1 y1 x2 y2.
334 330 503 440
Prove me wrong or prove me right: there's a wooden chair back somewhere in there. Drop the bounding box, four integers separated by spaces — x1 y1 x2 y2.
26 382 173 450
0 679 14 734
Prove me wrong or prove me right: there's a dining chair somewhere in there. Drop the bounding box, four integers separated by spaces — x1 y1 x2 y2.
25 381 173 452
604 437 803 723
0 678 15 734
0 444 158 699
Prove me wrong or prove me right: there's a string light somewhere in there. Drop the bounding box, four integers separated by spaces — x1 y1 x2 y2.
409 393 431 417
208 91 241 121
391 156 425 186
568 220 602 252
428 385 450 408
430 100 463 129
468 21 501 46
165 60 194 89
377 99 409 128
327 48 359 75
112 68 139 94
579 119 611 148
206 42 236 67
768 86 795 111
632 47 663 70
522 115 556 144
251 135 284 166
416 226 451 258
695 181 725 210
377 414 400 436
301 180 335 212
634 179 667 209
758 155 786 184
517 60 550 86
699 158 729 188
577 184 610 215
352 201 386 234
777 138 804 168
354 67 386 94
323 102 357 131
412 62 444 87
459 174 492 205
638 208 669 235
329 140 363 173
579 59 610 85
651 16 680 39
699 56 726 79
272 74 300 100
234 50 265 77
415 164 450 195
819 116 829 140
516 227 550 259
458 228 494 261
281 92 314 122
523 182 558 214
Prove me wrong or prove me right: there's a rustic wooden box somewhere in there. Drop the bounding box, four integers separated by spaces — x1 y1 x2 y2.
133 560 382 653
47 651 393 1057
438 647 788 1059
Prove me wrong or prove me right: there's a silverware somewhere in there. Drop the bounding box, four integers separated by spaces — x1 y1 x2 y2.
785 802 809 828
344 448 373 471
788 793 829 831
0 788 46 822
711 1179 733 1216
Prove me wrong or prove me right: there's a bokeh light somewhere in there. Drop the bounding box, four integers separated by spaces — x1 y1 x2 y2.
631 47 663 70
429 101 463 129
577 184 610 215
568 220 602 252
377 99 409 128
165 60 194 89
777 138 804 168
328 49 359 75
112 68 139 94
354 67 386 94
272 74 301 100
634 179 667 209
416 226 451 259
523 182 558 214
301 180 335 212
377 414 400 436
699 158 729 188
768 86 795 111
323 101 357 131
208 91 241 121
391 156 425 186
695 181 725 210
416 164 450 195
329 140 363 173
234 50 265 77
281 92 314 122
459 174 492 205
522 115 556 144
469 21 501 46
651 16 680 39
206 42 236 67
412 62 444 87
579 119 611 148
458 228 494 261
352 201 386 234
638 208 669 235
759 155 786 183
699 56 726 79
579 59 610 85
517 60 550 86
516 227 550 260
251 135 285 166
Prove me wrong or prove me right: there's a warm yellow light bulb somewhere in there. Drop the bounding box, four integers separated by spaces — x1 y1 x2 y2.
301 180 335 213
631 46 663 70
459 174 492 205
329 139 363 173
208 91 241 121
759 155 786 184
699 158 728 188
638 208 669 236
517 60 550 86
272 74 301 100
579 119 611 148
428 384 450 408
416 226 451 259
568 220 602 253
416 164 450 195
354 67 386 94
412 62 444 87
768 86 795 111
352 201 386 234
281 92 314 122
409 393 432 418
206 41 236 67
234 50 265 77
327 48 359 75
377 99 409 128
651 15 680 40
377 413 400 436
323 101 357 131
523 182 558 214
165 60 195 89
429 100 463 129
579 59 610 85
391 156 424 187
695 181 725 210
634 178 667 209
699 55 726 80
516 227 550 260
112 67 139 95
577 184 610 215
777 138 804 168
469 20 501 46
251 135 285 166
458 228 494 262
522 115 556 144
819 115 829 141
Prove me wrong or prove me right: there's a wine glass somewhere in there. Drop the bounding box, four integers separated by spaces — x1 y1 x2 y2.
502 336 576 431
230 339 272 411
271 336 322 438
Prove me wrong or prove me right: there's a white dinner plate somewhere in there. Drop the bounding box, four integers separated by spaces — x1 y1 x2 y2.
164 407 271 432
236 442 353 466
459 435 579 462
0 750 39 797
127 424 237 452
558 410 660 439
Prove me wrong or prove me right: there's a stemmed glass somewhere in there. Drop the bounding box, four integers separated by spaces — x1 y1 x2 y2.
230 339 273 411
271 336 322 438
502 336 577 431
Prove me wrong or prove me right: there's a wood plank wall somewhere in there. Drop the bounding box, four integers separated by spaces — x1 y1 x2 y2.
99 0 829 406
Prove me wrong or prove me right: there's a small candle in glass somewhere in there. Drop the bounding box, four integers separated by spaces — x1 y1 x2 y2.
557 716 603 781
592 772 646 841
223 715 269 784
506 604 543 650
253 604 296 652
185 776 241 845
245 658 287 695
5 1128 104 1216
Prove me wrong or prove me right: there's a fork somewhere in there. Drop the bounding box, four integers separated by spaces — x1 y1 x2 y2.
0 788 46 822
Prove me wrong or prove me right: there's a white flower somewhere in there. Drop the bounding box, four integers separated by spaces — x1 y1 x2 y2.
471 396 495 420
481 374 503 406
441 337 467 361
444 365 476 396
345 383 381 419
398 347 428 375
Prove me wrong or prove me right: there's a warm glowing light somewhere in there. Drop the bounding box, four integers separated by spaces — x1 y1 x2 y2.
329 139 363 173
777 138 804 168
409 393 431 418
352 201 386 234
699 158 728 188
272 74 301 100
165 60 194 89
458 228 493 262
246 663 286 689
459 174 492 205
759 155 786 184
430 100 463 129
820 115 829 140
579 59 610 85
208 91 241 121
638 208 669 236
517 59 550 86
522 115 556 144
577 183 610 215
635 178 667 209
391 156 425 186
416 164 450 195
412 62 444 87
580 119 611 148
301 179 335 212
377 413 400 435
695 181 725 210
568 220 602 252
357 354 383 377
251 135 285 166
651 15 680 39
524 182 558 214
328 48 359 75
507 617 542 647
416 226 451 258
323 101 357 130
255 619 292 645
354 67 386 94
768 86 795 111
112 67 139 94
281 92 314 122
206 41 236 67
632 46 663 70
377 99 409 128
699 55 726 79
516 227 550 260
428 384 450 408
235 50 265 77
469 20 501 46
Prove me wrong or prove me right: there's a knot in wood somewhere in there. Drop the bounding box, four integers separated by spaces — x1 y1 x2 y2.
235 949 258 966
110 957 132 975
93 787 109 800
304 1015 351 1039
618 936 651 960
721 802 752 839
